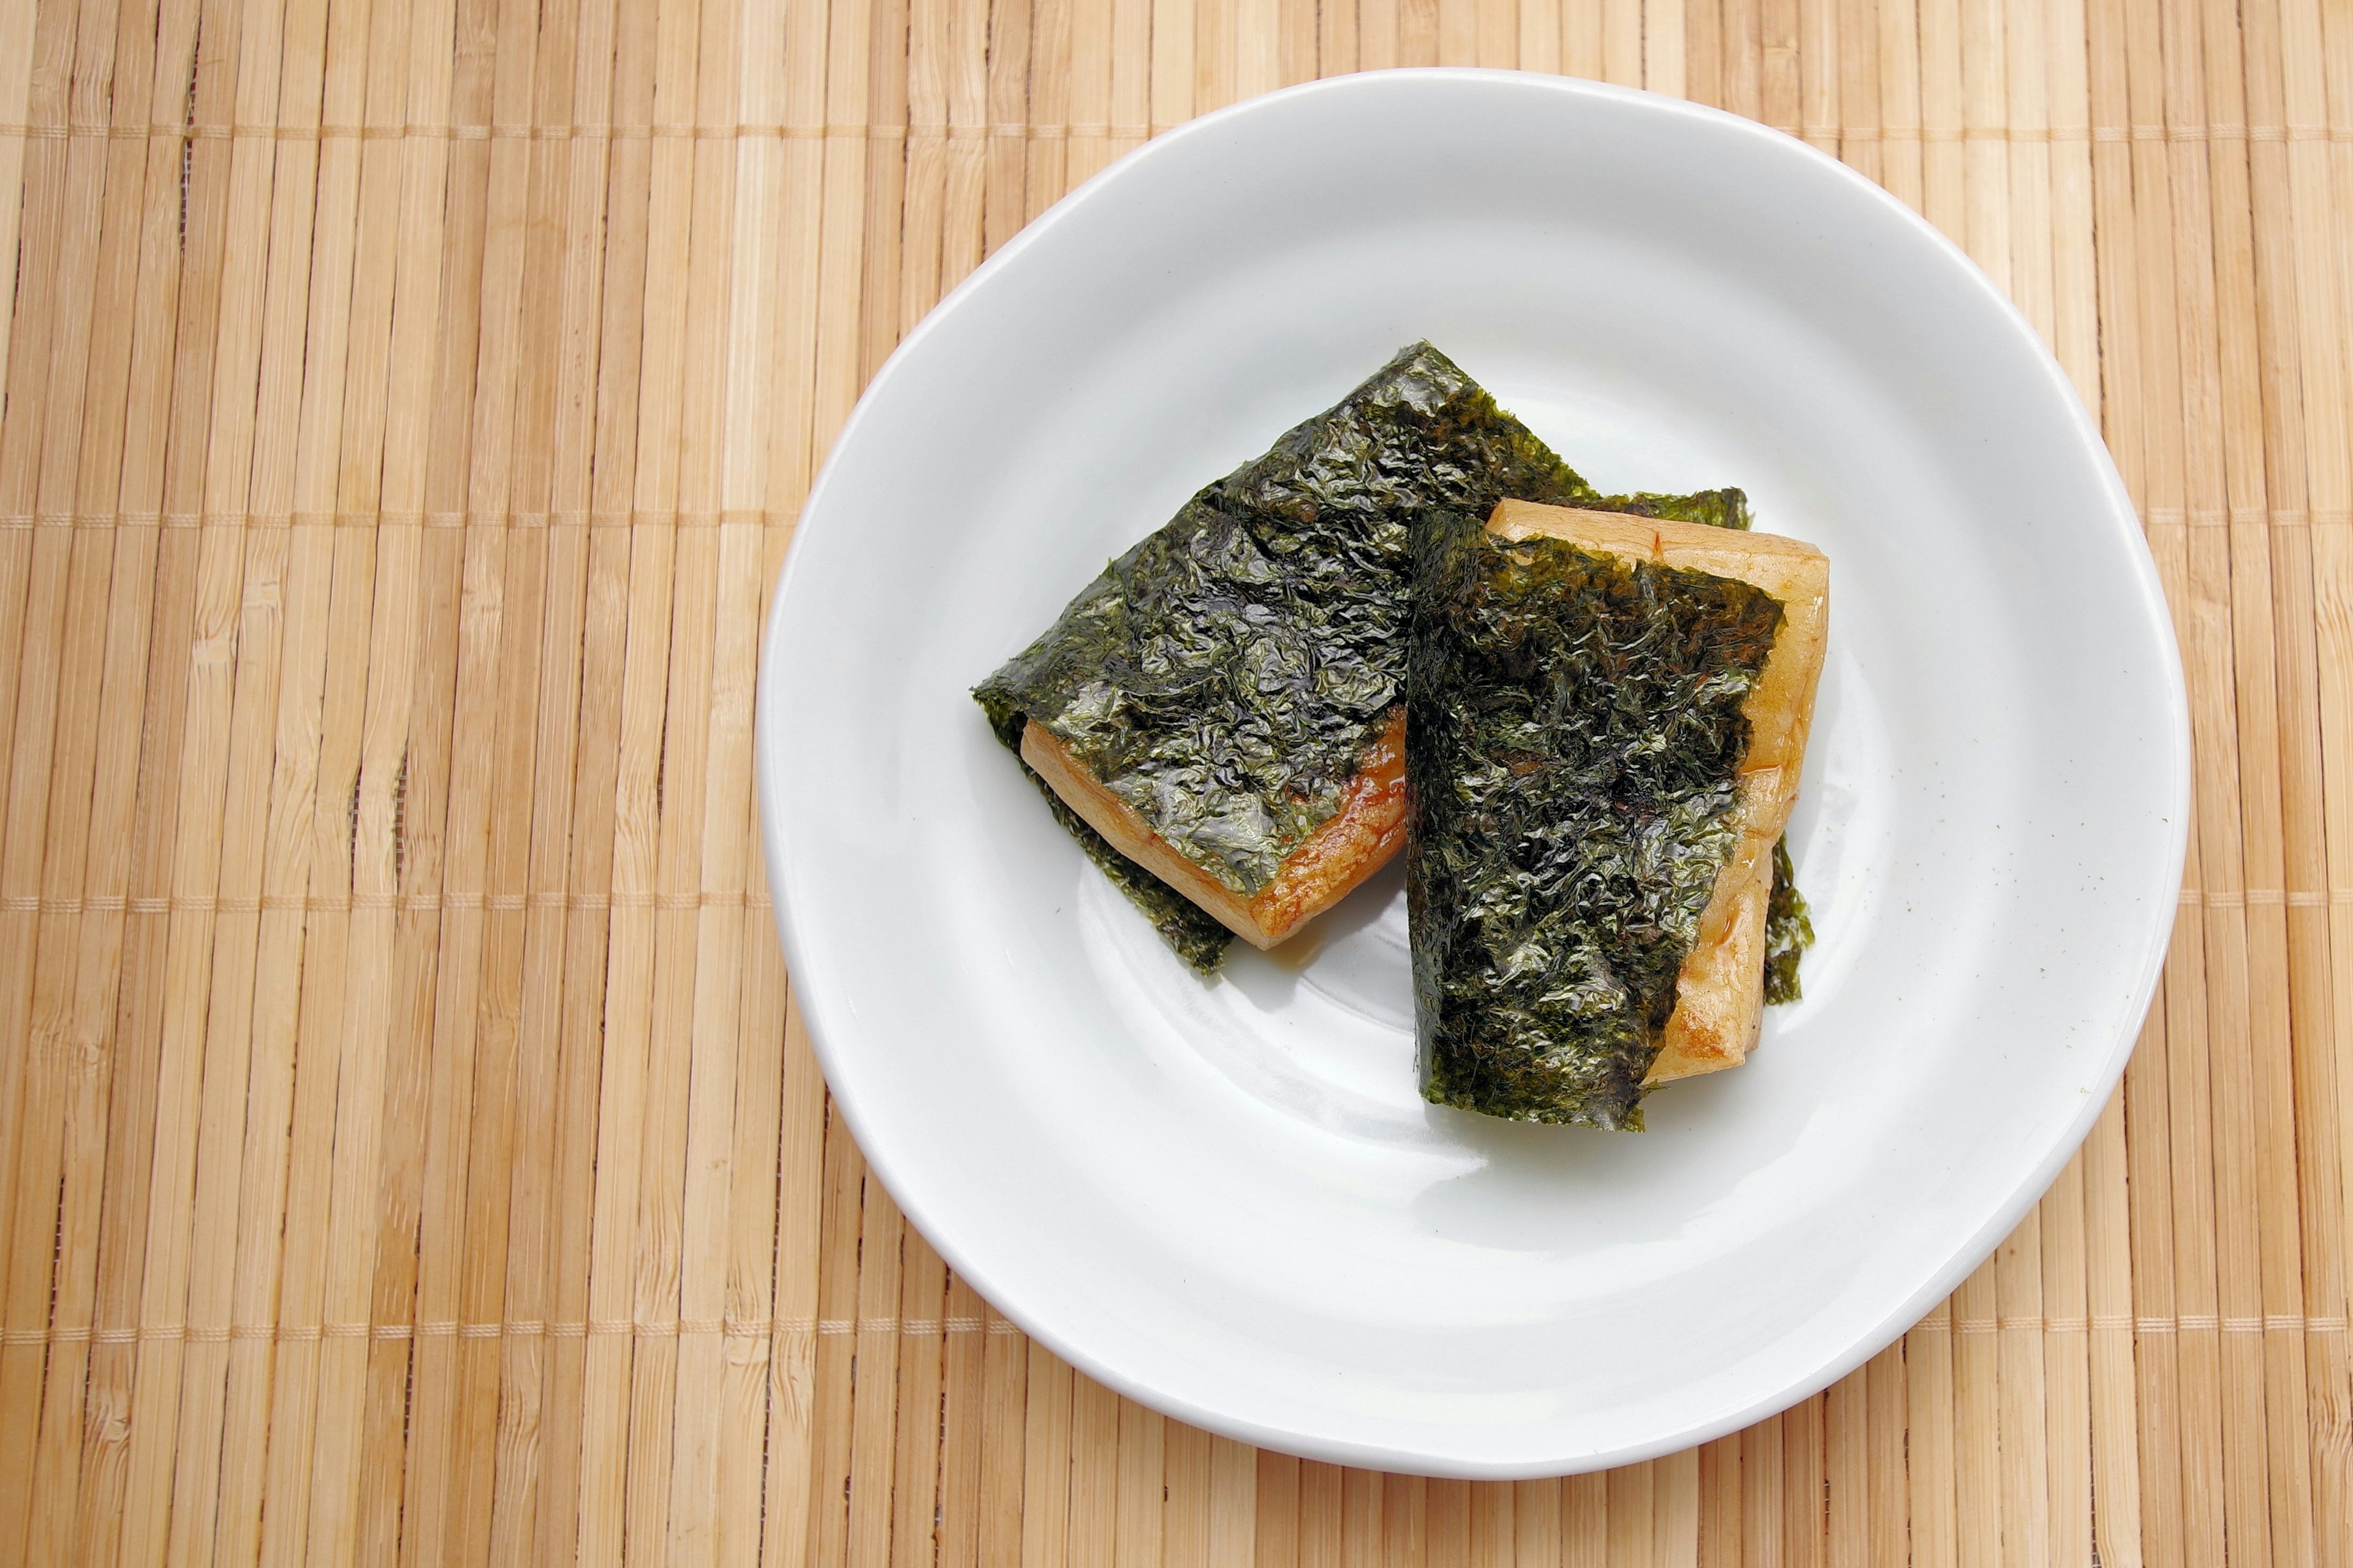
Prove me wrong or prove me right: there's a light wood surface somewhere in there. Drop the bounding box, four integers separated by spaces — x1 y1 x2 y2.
1 0 2347 1562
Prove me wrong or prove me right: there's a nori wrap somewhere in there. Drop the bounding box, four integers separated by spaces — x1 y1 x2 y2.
975 341 1759 971
1764 837 1813 1006
1406 511 1787 1129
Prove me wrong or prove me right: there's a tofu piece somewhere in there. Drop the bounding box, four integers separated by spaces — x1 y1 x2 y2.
1483 499 1828 1086
977 345 1765 973
1023 708 1408 949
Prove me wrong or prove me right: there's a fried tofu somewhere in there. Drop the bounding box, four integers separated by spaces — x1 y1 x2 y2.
1022 708 1408 949
1482 499 1828 1086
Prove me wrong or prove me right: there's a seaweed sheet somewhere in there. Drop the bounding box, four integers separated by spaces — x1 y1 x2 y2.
1407 512 1786 1129
976 341 1754 971
1764 837 1813 1006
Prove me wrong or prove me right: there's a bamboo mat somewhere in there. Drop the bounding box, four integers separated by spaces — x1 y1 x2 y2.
0 0 2348 1558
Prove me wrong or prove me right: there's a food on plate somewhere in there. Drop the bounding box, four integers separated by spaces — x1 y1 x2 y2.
1763 838 1814 1009
1018 710 1409 958
1407 501 1828 1128
974 342 1750 968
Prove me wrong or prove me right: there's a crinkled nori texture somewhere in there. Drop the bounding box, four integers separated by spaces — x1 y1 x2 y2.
976 341 1748 969
1612 482 1822 999
1764 836 1814 1005
1407 512 1785 1129
1598 487 1752 532
1036 790 1237 970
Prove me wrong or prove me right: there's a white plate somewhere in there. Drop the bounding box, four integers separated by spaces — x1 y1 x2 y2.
757 70 2188 1478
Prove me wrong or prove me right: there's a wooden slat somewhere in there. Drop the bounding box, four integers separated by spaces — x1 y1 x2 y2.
3 0 2349 1562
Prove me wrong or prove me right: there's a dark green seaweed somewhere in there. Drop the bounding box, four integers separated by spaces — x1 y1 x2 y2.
1594 487 1752 532
976 341 1751 969
1406 512 1786 1129
1037 787 1237 971
1764 836 1814 1006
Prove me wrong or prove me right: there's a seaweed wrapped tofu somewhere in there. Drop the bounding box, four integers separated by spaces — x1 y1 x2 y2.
975 343 1753 970
1408 501 1828 1129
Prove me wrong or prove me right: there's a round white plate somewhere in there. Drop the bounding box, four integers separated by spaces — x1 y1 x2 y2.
757 70 2188 1478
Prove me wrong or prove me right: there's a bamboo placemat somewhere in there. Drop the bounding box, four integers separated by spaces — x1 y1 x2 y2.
0 0 2347 1559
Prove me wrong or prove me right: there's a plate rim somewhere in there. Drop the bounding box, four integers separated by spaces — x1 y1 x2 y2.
755 66 2192 1478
